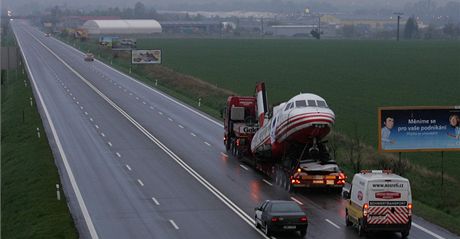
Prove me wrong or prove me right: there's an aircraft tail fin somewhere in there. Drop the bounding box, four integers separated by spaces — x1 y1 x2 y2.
255 82 268 127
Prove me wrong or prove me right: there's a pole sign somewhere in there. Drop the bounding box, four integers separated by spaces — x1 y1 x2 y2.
378 106 460 152
131 49 161 64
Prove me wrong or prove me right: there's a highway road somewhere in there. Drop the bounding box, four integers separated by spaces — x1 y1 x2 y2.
12 21 459 239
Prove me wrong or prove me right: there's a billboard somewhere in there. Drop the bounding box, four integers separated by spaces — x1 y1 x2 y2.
378 106 460 152
112 38 136 51
131 50 161 64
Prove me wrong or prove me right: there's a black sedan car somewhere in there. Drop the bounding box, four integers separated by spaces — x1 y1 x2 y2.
255 200 308 237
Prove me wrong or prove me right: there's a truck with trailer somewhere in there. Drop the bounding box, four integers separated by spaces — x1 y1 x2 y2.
223 82 346 192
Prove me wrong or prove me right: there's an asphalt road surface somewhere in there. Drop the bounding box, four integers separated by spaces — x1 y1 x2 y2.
12 21 459 239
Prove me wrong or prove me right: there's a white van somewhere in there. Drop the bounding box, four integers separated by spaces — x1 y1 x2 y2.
343 170 412 238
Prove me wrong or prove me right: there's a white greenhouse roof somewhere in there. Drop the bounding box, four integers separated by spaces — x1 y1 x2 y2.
82 20 162 35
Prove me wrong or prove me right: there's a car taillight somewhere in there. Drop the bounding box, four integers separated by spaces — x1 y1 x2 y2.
271 217 279 222
291 179 301 184
300 216 308 222
363 203 369 217
336 172 346 185
236 139 240 146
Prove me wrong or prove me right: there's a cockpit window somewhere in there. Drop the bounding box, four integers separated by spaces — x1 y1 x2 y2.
295 100 307 108
317 100 328 108
284 103 292 111
307 100 317 107
289 102 295 109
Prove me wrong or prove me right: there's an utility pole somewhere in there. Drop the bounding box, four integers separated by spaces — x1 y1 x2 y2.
394 12 404 41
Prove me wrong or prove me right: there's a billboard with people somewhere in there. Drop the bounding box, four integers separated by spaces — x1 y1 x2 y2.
131 50 161 64
378 106 460 152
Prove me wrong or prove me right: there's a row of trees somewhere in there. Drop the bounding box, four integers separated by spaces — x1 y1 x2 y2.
340 17 460 40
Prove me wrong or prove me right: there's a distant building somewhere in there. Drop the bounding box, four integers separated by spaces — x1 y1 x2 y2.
159 21 222 34
82 20 162 35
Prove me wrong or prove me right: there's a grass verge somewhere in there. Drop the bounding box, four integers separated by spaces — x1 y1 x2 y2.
1 29 78 238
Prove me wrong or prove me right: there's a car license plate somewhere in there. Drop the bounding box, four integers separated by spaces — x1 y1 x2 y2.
326 180 334 185
313 180 323 184
283 225 296 229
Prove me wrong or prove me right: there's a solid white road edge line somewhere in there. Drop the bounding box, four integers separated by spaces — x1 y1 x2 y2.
413 223 446 239
325 219 340 229
30 29 269 239
14 26 99 239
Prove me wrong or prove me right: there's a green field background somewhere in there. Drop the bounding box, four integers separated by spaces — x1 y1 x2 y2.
136 39 460 222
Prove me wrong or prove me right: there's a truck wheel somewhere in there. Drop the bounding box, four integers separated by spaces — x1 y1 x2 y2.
345 210 352 227
401 231 409 238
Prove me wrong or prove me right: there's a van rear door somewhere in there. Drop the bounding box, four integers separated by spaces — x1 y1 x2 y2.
367 180 410 225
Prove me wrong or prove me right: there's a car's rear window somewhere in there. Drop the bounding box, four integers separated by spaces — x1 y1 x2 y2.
271 202 302 212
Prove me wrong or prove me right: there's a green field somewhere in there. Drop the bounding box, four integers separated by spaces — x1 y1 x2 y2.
67 37 460 234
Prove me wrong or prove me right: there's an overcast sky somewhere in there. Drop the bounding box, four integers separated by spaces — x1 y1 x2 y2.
3 0 457 15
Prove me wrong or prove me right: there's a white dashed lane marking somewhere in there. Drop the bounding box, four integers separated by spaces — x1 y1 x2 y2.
169 220 179 230
116 152 121 158
325 219 341 229
107 141 112 147
95 125 99 129
190 133 196 137
125 165 132 171
100 132 105 137
262 179 273 186
204 142 211 146
151 197 160 205
137 179 144 187
290 197 303 205
239 164 249 171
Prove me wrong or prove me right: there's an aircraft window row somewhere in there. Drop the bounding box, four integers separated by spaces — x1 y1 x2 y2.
284 100 328 111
